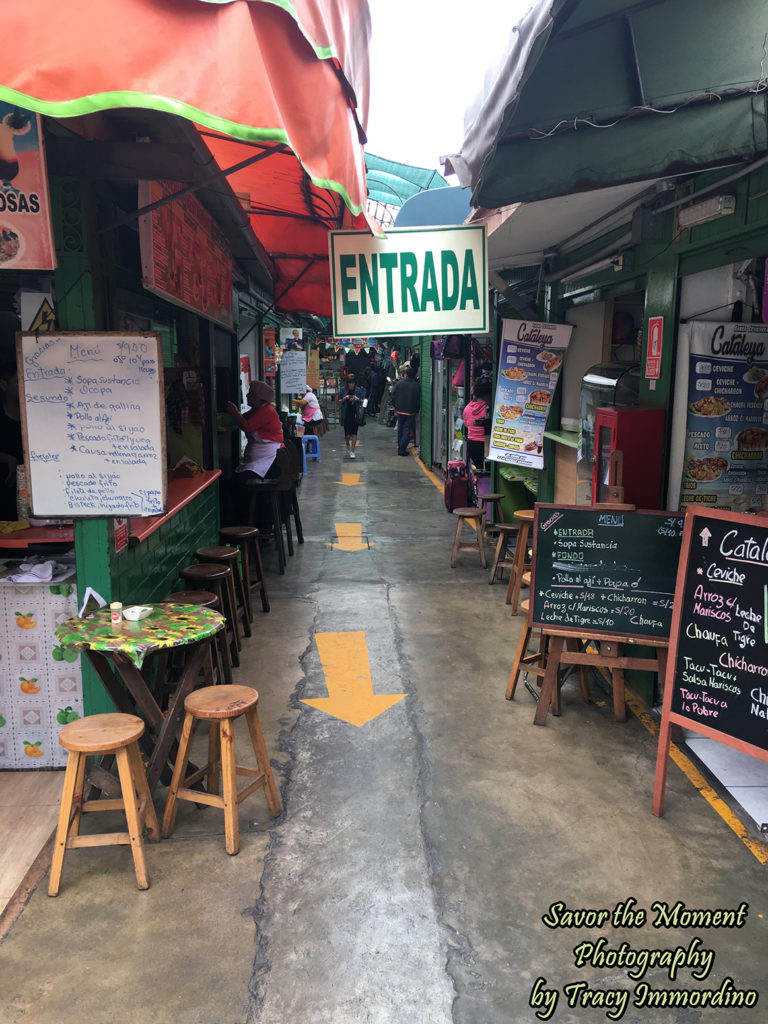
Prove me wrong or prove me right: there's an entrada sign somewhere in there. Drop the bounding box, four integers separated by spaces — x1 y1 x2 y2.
328 226 488 337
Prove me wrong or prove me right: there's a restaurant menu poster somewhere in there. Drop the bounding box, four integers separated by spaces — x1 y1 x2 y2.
0 104 56 270
280 349 306 395
139 180 233 329
680 320 768 512
488 319 572 469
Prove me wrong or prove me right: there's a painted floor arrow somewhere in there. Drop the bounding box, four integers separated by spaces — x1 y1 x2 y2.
302 631 406 726
336 472 363 487
328 522 373 551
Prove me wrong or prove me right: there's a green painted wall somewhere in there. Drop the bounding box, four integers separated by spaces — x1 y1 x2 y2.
417 336 432 464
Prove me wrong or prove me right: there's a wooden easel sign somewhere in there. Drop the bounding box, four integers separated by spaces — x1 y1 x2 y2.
653 506 768 816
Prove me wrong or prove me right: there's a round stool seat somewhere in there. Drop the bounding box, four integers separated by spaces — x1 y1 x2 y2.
182 563 231 583
219 526 259 541
59 713 144 754
453 507 483 518
162 590 220 609
480 493 504 503
494 522 519 533
196 546 239 562
514 508 535 522
184 683 259 721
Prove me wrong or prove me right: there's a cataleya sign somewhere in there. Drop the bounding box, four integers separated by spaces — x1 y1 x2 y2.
328 226 488 337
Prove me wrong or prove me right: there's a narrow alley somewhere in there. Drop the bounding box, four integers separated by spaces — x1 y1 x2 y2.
2 423 766 1024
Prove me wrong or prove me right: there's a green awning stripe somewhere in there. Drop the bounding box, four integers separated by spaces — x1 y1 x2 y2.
0 84 364 217
196 0 335 61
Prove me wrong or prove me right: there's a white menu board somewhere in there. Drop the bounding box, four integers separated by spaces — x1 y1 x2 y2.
17 332 166 517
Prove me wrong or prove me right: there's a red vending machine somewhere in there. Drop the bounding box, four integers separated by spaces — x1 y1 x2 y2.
592 406 665 508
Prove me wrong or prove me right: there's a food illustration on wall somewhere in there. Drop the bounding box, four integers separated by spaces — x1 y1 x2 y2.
19 676 40 694
23 740 44 758
489 319 572 469
56 706 80 725
14 610 37 629
681 321 768 511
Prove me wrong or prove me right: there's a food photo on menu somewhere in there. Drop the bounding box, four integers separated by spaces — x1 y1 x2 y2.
681 321 768 513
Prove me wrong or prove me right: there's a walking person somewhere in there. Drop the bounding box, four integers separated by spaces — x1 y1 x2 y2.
392 367 420 456
462 379 492 470
339 374 364 459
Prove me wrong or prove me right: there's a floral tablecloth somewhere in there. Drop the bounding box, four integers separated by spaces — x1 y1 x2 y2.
56 604 225 669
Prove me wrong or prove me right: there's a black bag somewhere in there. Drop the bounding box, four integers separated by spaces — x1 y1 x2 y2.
356 402 367 428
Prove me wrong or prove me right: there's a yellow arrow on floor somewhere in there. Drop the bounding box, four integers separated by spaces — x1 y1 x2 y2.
302 631 407 726
328 522 373 551
336 473 363 487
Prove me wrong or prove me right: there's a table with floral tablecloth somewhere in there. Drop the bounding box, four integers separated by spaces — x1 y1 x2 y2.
56 604 225 791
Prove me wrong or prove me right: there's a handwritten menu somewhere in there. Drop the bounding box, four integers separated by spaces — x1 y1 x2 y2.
531 505 684 641
668 508 768 753
17 333 166 517
488 319 572 470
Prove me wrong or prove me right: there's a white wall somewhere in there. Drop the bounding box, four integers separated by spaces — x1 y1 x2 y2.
562 302 607 430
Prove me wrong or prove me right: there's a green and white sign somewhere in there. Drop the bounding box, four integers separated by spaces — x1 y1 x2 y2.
328 226 488 337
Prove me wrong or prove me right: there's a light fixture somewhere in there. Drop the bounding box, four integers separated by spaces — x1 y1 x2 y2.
560 254 624 284
677 194 735 229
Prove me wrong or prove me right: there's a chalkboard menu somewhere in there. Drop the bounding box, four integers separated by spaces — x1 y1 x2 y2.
531 505 684 642
17 332 166 517
666 508 768 755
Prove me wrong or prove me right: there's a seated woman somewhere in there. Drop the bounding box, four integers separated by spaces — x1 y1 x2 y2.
228 380 284 481
292 386 324 435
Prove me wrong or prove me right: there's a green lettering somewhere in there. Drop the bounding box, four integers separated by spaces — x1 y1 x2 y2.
441 250 459 311
359 254 379 315
380 253 398 313
420 251 440 312
459 249 480 310
400 251 420 313
340 255 358 315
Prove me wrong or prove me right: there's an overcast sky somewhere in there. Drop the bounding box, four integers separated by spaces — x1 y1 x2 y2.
365 0 529 174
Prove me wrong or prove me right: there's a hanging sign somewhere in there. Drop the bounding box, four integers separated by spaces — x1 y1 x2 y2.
488 319 572 470
139 180 233 329
329 226 488 337
680 320 768 513
0 104 56 270
653 506 768 815
645 315 663 379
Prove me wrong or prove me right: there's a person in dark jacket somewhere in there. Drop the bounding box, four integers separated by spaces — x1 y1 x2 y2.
392 367 420 456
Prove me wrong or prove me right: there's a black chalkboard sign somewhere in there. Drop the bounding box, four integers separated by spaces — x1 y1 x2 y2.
531 505 685 642
653 507 768 816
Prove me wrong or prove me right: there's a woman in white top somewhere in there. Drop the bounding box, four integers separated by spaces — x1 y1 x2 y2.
292 386 324 435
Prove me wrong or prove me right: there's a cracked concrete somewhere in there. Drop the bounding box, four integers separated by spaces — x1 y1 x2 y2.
2 423 767 1024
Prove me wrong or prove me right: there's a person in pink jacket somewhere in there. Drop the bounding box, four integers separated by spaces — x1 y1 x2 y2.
462 380 492 470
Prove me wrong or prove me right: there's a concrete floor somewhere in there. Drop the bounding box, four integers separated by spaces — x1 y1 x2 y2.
1 423 767 1024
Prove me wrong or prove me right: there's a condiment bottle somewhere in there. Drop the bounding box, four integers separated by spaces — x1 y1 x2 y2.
110 601 123 627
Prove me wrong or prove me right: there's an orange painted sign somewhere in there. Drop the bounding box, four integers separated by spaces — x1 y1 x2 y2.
0 104 55 270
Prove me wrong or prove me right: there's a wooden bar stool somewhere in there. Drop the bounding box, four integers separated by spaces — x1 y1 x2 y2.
506 608 590 711
161 591 224 686
49 713 160 895
161 684 281 855
180 563 237 678
450 507 487 568
219 526 270 615
488 522 519 584
196 546 251 640
506 508 534 612
478 492 504 541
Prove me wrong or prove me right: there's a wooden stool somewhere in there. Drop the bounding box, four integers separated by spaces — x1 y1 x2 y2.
49 713 160 895
180 563 236 680
161 684 281 855
450 507 487 569
506 508 534 612
478 492 504 541
196 546 251 640
161 591 224 686
488 522 519 584
219 526 270 615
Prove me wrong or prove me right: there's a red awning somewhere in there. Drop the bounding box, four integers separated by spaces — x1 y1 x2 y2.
1 0 373 314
